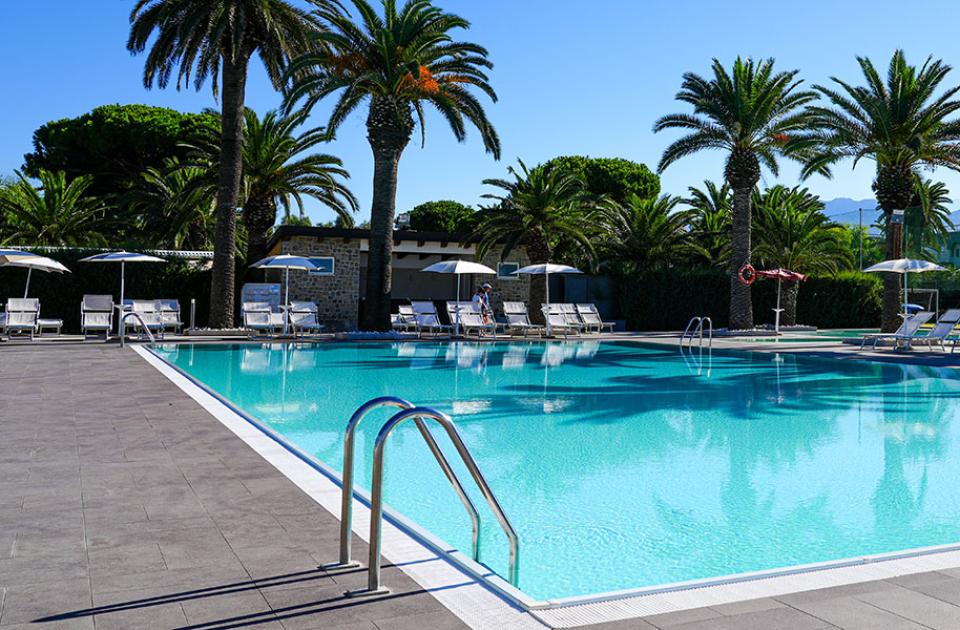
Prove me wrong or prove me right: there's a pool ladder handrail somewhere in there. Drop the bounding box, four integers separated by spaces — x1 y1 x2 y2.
118 311 157 348
681 316 713 348
332 397 519 595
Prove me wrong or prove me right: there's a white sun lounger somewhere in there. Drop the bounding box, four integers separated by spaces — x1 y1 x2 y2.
159 299 183 333
242 302 278 336
288 301 325 336
125 300 165 339
459 310 498 338
542 304 581 337
859 311 933 349
391 304 417 332
576 303 615 333
2 298 39 339
502 302 544 337
81 295 114 339
410 301 450 337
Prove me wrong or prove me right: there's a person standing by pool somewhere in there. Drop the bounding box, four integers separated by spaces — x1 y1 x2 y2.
473 283 493 323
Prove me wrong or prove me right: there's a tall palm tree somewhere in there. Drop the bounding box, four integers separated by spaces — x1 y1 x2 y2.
752 186 852 325
599 194 692 271
189 109 359 263
473 160 605 321
0 170 107 246
799 51 960 331
655 57 820 330
129 158 217 250
685 180 732 267
128 0 331 327
283 0 500 330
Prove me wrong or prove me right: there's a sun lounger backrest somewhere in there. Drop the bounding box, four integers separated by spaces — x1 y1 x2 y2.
159 299 180 312
939 309 960 324
242 302 274 328
6 298 39 313
289 300 317 313
505 312 531 326
411 300 437 315
82 294 114 313
131 299 160 313
502 301 527 315
415 313 441 328
398 304 415 316
459 311 486 327
904 311 934 336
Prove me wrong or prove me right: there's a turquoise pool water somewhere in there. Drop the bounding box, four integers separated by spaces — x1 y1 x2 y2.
155 341 960 600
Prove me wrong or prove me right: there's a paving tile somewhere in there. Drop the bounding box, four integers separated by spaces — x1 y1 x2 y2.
856 587 960 629
372 610 480 629
709 597 785 616
0 580 92 625
630 606 722 627
663 606 832 630
179 589 278 626
784 595 928 630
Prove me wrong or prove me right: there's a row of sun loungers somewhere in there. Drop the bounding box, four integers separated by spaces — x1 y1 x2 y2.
391 301 615 338
241 301 324 337
1 295 183 339
859 309 960 351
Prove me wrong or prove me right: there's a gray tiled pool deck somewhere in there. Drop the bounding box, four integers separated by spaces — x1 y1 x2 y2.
6 342 960 629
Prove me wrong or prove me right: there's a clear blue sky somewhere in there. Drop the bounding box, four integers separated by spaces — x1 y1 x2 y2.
3 0 960 225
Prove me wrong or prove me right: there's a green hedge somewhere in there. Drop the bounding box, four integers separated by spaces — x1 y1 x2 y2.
618 268 882 330
0 249 212 333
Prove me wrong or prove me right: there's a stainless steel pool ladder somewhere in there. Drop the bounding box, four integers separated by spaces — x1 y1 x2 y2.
118 311 157 348
330 396 519 595
681 316 713 348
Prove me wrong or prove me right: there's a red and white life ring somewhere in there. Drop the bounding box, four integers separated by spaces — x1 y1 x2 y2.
737 263 756 286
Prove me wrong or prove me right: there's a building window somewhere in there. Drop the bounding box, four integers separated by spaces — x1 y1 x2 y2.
307 256 335 276
497 261 519 280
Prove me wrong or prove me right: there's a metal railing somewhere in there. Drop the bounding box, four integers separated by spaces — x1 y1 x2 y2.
331 396 481 571
332 398 519 596
119 312 157 348
681 316 713 348
363 406 519 594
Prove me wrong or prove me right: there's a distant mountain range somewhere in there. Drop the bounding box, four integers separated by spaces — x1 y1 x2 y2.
822 197 960 232
822 198 877 225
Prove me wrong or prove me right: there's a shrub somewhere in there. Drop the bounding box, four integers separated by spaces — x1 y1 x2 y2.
617 268 882 330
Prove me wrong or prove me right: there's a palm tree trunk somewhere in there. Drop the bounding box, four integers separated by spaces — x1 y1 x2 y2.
361 97 412 331
526 236 550 325
881 220 903 332
782 282 799 326
874 164 912 333
243 195 276 266
208 53 247 329
728 185 754 330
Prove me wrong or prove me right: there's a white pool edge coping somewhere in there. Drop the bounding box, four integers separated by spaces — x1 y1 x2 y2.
133 343 960 629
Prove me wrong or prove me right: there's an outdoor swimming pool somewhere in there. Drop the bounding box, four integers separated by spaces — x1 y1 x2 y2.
154 341 960 602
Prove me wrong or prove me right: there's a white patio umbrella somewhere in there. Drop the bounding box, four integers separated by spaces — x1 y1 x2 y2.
250 254 318 335
421 259 496 336
864 258 945 318
0 249 70 297
512 263 583 336
79 251 166 331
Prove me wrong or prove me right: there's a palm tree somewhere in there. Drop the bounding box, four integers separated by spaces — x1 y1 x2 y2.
800 51 960 331
599 194 691 271
752 186 853 325
129 158 217 250
128 0 331 327
189 109 358 263
283 0 500 330
655 57 820 330
0 170 107 246
907 179 954 259
685 180 732 266
473 160 605 321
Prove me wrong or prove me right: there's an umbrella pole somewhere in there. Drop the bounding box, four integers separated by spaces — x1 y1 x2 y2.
118 261 125 336
545 273 551 337
23 268 31 299
455 273 461 337
284 267 290 336
775 278 782 333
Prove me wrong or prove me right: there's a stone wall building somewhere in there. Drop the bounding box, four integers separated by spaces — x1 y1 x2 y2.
265 226 531 330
